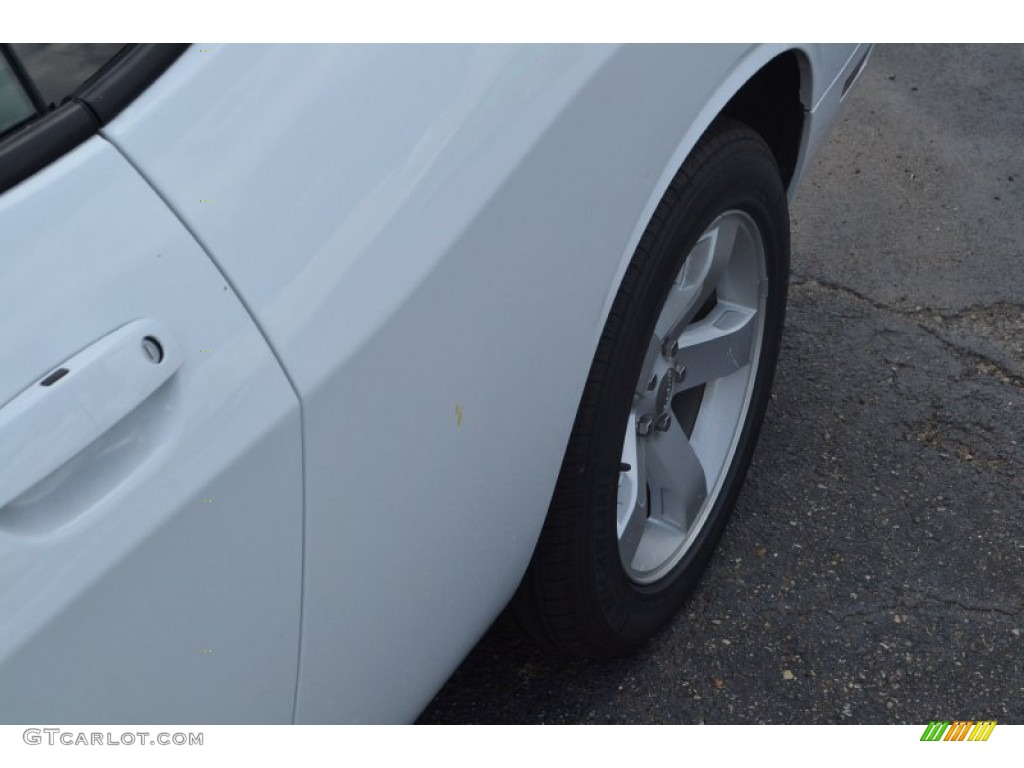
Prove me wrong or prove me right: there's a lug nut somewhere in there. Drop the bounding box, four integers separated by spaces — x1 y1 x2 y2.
636 414 654 437
654 412 672 432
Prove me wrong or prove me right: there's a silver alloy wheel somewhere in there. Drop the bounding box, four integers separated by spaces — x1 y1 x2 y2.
617 210 768 585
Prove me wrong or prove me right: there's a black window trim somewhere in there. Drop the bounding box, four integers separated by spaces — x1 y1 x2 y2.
0 43 188 195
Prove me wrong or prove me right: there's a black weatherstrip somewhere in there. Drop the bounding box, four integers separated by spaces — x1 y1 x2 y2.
73 44 189 126
0 102 94 192
0 44 188 195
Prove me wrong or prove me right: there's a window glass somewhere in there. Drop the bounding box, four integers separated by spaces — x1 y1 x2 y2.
10 44 126 108
0 54 36 136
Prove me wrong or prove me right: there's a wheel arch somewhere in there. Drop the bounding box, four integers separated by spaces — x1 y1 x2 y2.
719 49 810 189
592 45 816 341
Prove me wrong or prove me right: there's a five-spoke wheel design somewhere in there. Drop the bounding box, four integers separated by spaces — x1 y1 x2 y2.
516 119 789 657
617 211 767 584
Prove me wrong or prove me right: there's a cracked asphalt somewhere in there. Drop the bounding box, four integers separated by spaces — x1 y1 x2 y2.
419 44 1024 724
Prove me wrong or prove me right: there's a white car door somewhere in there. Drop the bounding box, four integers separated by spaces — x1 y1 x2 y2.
0 48 302 723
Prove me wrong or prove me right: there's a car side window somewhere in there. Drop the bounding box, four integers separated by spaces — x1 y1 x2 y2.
9 44 126 108
0 50 39 137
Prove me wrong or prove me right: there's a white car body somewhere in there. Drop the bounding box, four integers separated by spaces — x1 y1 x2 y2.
0 43 868 723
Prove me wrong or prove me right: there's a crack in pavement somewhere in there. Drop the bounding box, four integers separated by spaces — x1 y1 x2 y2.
790 274 1024 388
789 595 1021 623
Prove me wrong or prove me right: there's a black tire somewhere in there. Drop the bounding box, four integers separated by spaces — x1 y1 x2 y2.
514 118 790 657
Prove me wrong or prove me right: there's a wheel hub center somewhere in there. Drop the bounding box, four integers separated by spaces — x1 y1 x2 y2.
638 363 687 435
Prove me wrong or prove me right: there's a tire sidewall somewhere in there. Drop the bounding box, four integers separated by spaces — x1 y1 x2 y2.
584 128 791 649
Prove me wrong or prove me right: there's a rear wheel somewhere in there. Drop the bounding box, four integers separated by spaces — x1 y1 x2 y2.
515 119 790 656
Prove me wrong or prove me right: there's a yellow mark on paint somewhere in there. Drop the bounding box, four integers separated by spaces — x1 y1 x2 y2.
201 499 213 503
455 404 464 427
199 198 212 203
199 348 213 353
201 649 214 653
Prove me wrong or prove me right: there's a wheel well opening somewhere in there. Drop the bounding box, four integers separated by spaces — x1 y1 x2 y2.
721 52 806 188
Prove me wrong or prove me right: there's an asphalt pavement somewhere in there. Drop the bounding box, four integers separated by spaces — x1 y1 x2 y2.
419 44 1024 724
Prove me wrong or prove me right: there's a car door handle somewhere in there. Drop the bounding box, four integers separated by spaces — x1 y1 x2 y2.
0 319 182 511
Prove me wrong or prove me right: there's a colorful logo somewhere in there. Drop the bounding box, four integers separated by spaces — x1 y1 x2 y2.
920 721 996 742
